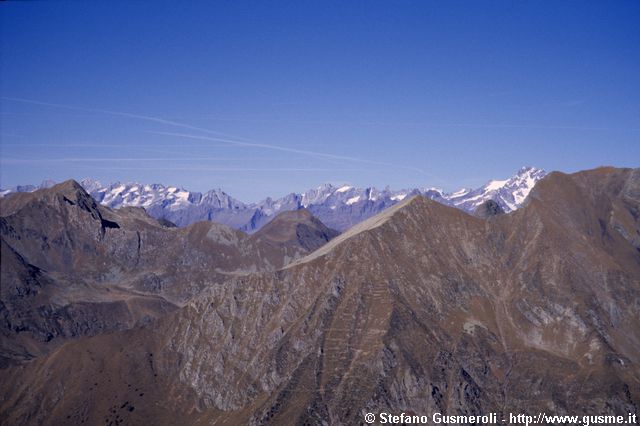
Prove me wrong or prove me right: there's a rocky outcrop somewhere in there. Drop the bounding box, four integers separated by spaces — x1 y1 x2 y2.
473 199 505 218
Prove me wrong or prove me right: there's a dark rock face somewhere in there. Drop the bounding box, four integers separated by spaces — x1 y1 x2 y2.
473 199 505 218
249 209 340 255
1 168 639 425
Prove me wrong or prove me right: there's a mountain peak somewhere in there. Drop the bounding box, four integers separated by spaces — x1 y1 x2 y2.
79 178 103 192
516 165 546 179
518 165 540 173
55 179 86 192
447 166 547 213
286 195 425 268
250 208 339 254
39 179 57 189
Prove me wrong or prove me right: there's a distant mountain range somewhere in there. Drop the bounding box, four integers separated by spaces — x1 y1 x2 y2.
0 166 546 232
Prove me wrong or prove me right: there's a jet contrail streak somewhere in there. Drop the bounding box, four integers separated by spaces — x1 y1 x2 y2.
2 96 426 175
147 131 426 174
1 96 253 142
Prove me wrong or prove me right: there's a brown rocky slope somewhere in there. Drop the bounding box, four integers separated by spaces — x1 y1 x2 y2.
0 181 337 367
0 167 638 425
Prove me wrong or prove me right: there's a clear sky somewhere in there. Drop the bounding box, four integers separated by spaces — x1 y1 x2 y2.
1 1 638 202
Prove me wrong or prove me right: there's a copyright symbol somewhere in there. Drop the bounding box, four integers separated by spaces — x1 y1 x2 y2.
365 412 375 423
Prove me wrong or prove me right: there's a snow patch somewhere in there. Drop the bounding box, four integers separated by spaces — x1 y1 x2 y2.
485 180 508 191
111 185 126 195
450 188 470 198
346 196 361 205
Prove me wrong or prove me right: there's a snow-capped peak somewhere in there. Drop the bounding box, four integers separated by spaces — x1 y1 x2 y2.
450 166 546 212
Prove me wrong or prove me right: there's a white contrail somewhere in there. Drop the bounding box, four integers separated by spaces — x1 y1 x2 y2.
2 96 427 175
1 96 253 142
147 130 425 174
1 157 331 163
111 113 640 132
70 166 371 172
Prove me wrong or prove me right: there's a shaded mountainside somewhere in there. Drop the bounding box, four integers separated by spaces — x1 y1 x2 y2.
1 167 639 425
473 200 505 218
0 181 338 367
249 209 340 254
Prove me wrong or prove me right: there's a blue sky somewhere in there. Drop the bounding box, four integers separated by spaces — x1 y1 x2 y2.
1 1 638 201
